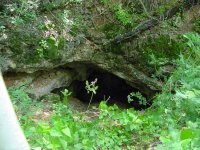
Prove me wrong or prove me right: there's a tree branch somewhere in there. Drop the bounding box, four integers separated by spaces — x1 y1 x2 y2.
109 1 196 44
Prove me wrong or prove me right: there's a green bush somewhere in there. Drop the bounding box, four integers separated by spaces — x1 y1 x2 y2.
153 33 200 149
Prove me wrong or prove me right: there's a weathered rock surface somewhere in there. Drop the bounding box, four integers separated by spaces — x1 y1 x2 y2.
0 19 161 98
4 69 77 99
1 1 199 99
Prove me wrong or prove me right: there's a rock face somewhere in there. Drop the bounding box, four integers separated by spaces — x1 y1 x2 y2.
1 1 198 99
4 69 77 99
28 69 76 99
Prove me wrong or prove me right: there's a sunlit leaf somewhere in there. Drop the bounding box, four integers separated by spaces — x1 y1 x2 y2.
62 127 71 137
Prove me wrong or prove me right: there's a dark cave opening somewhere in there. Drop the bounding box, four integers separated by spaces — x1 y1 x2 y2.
70 68 151 110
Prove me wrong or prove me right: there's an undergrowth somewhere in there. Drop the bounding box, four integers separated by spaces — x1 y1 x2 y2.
9 32 200 149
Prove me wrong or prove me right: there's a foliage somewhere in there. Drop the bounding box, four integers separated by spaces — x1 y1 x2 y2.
0 25 6 34
8 82 42 121
113 4 132 26
4 0 39 25
156 1 174 15
145 35 184 60
36 40 47 58
85 79 98 110
193 18 200 33
100 0 178 41
9 85 150 149
3 0 83 24
85 79 98 95
61 89 72 104
100 1 142 39
127 92 147 105
100 0 110 5
153 32 200 149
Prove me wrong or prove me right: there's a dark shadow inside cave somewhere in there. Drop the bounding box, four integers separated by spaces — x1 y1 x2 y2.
70 68 151 110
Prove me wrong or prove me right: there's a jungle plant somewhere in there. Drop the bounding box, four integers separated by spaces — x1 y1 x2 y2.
85 78 98 110
153 32 200 149
61 89 72 104
36 36 60 59
127 92 147 105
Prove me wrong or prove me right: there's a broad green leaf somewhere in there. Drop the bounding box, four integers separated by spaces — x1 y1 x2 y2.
62 127 71 137
49 129 62 137
181 129 193 140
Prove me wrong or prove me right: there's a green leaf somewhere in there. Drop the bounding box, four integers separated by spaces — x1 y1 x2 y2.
74 143 83 149
49 129 62 137
129 124 135 131
62 127 71 137
181 129 193 140
181 139 192 148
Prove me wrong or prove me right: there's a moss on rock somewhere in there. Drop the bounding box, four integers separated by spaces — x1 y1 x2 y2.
141 35 184 64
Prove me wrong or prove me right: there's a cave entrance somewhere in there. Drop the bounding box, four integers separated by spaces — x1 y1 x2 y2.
70 68 151 110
